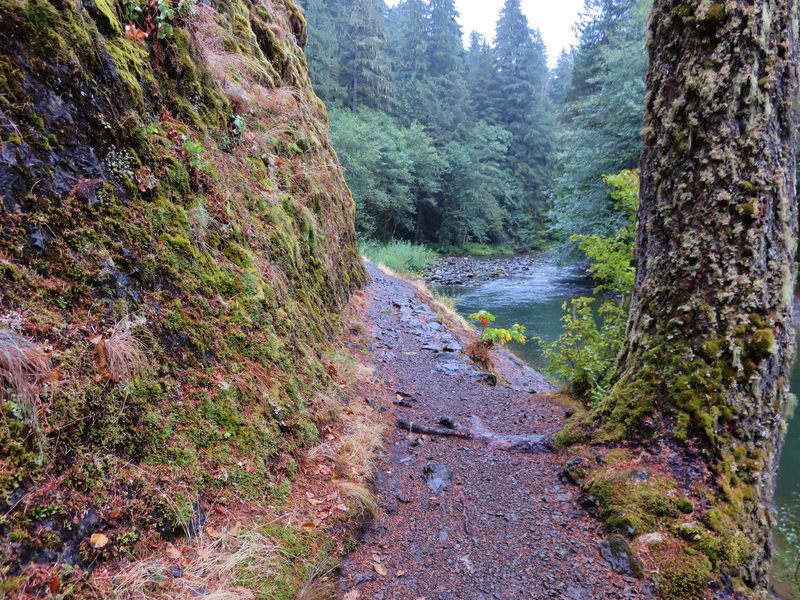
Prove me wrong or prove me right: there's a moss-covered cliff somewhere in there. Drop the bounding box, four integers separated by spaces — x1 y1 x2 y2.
0 0 366 592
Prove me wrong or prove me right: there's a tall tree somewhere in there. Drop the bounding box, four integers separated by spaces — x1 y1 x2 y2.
597 0 798 588
465 32 496 119
491 0 552 241
344 0 393 112
548 0 649 249
303 0 347 106
426 0 463 76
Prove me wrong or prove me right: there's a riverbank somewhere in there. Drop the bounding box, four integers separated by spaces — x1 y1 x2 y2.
424 253 558 286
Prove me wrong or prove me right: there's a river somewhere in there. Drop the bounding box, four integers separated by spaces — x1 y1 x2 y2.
434 258 800 599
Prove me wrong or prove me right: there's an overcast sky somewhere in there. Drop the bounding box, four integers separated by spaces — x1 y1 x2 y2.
385 0 585 68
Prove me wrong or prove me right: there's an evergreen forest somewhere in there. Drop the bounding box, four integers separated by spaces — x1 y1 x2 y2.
303 0 650 253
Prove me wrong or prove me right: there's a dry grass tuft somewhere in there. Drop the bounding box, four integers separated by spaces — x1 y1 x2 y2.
311 390 346 427
293 554 338 600
333 417 385 481
96 317 148 384
106 528 277 600
0 328 52 425
336 481 378 519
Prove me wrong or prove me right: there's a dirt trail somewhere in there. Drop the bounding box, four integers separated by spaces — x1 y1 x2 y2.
338 263 648 600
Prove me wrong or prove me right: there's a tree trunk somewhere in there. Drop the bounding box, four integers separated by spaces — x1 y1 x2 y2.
598 0 798 586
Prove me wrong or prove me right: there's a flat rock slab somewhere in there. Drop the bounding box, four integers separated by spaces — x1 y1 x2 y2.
423 462 452 493
337 262 649 599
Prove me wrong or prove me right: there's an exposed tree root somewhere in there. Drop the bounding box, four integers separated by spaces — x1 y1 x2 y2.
396 415 552 453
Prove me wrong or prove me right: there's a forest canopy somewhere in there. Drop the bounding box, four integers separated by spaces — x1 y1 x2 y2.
302 0 650 253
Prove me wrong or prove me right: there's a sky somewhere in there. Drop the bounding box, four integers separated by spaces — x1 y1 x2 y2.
385 0 585 68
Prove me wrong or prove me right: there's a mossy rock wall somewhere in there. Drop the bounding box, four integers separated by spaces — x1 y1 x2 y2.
0 0 365 576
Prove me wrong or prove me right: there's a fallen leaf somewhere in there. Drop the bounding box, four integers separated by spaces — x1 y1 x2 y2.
205 526 223 539
124 24 148 42
372 563 387 576
90 533 109 549
48 577 60 593
165 543 181 559
302 522 316 532
396 569 407 576
343 590 360 600
230 586 256 599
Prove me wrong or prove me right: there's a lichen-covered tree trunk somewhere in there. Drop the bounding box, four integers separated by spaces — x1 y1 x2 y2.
597 0 799 585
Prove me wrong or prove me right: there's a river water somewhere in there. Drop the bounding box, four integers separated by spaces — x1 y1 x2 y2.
435 258 800 598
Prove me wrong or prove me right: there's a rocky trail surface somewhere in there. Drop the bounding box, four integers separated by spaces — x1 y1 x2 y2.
338 263 649 599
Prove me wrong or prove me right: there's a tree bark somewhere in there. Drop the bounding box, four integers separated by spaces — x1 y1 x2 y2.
598 0 799 585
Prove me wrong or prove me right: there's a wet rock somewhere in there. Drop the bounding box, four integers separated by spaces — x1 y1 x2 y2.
423 462 452 493
559 456 590 486
599 535 644 578
630 469 650 482
443 341 462 352
636 532 663 547
438 416 457 429
397 493 413 503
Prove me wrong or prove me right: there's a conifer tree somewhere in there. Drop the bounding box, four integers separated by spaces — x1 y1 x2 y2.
491 0 552 240
303 0 348 106
465 32 496 119
344 0 393 112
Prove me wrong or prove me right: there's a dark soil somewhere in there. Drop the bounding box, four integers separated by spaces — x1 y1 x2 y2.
338 263 649 600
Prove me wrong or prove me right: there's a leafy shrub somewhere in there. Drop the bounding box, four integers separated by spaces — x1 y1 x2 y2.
466 310 526 369
537 170 638 402
359 239 435 275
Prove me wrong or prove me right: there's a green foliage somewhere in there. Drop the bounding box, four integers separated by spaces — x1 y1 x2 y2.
304 0 553 251
359 239 435 275
537 170 638 400
548 0 650 254
122 0 194 39
468 311 526 345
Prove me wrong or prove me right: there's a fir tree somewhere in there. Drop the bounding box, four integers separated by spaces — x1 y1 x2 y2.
344 0 393 112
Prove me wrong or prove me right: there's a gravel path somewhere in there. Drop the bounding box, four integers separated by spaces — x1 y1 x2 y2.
337 263 649 600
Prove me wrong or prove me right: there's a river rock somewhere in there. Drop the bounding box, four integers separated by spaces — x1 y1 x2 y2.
423 462 452 493
599 535 644 578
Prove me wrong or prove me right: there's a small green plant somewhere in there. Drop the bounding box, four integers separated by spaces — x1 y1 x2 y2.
182 138 214 177
537 169 638 402
468 310 526 345
466 310 526 369
121 0 195 40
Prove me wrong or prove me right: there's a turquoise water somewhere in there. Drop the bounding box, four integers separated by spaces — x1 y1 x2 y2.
437 260 800 598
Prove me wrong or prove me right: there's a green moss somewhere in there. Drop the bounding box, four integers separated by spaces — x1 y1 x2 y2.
581 470 677 536
676 497 694 514
703 3 726 22
0 0 367 582
103 39 152 106
553 420 588 448
91 0 123 35
659 552 712 600
672 3 692 18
